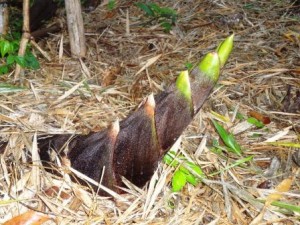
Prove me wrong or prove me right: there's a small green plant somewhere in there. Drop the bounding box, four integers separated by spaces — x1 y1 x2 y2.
135 2 177 32
163 151 205 192
247 117 265 128
211 119 242 156
107 0 116 10
0 38 40 75
185 62 193 71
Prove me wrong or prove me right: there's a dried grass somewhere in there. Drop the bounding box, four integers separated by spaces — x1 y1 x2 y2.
0 0 300 224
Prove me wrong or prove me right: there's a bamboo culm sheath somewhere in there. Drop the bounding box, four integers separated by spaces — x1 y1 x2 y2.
38 35 234 195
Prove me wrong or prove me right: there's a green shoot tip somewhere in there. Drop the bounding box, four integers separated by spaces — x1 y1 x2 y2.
216 34 234 67
198 52 220 82
176 70 192 102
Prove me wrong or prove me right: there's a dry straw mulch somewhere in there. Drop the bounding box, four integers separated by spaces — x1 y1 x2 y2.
0 0 300 224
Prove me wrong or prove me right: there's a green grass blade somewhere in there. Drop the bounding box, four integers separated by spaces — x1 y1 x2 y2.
0 83 26 93
271 200 300 214
258 199 300 214
266 142 300 148
209 156 253 176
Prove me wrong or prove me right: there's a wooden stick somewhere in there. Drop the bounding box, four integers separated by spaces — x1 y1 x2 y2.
64 0 86 58
0 1 9 35
31 22 62 39
14 0 30 82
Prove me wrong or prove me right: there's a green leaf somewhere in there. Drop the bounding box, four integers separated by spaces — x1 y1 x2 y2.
172 170 187 192
236 112 245 120
160 21 172 32
0 40 12 58
216 34 234 67
185 174 197 186
135 3 177 31
211 119 242 155
14 56 26 67
251 133 263 138
6 54 15 65
10 40 20 52
267 200 300 214
179 164 203 186
0 65 9 75
163 151 179 167
148 3 161 15
155 6 177 22
11 31 22 40
135 3 155 17
210 146 223 155
178 166 189 174
0 83 26 93
186 162 205 178
247 117 264 128
24 52 40 69
198 52 220 83
159 7 177 18
180 167 198 186
107 0 116 10
185 62 193 70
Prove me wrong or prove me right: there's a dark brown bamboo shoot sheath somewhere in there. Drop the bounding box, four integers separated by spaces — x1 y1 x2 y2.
38 35 234 196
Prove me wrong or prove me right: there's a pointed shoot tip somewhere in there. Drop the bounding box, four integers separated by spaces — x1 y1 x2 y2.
144 93 156 117
176 70 192 102
198 52 220 82
217 34 234 67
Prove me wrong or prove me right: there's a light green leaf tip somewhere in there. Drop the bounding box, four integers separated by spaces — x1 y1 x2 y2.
198 52 220 83
216 34 234 67
172 170 187 192
176 70 192 103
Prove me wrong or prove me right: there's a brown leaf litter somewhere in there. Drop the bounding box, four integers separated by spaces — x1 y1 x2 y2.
0 0 300 224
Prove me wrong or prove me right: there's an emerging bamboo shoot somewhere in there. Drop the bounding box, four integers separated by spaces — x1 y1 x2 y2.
38 35 234 195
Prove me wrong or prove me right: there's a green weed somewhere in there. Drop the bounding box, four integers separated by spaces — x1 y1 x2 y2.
163 151 205 192
211 119 242 156
0 38 40 75
135 2 177 32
